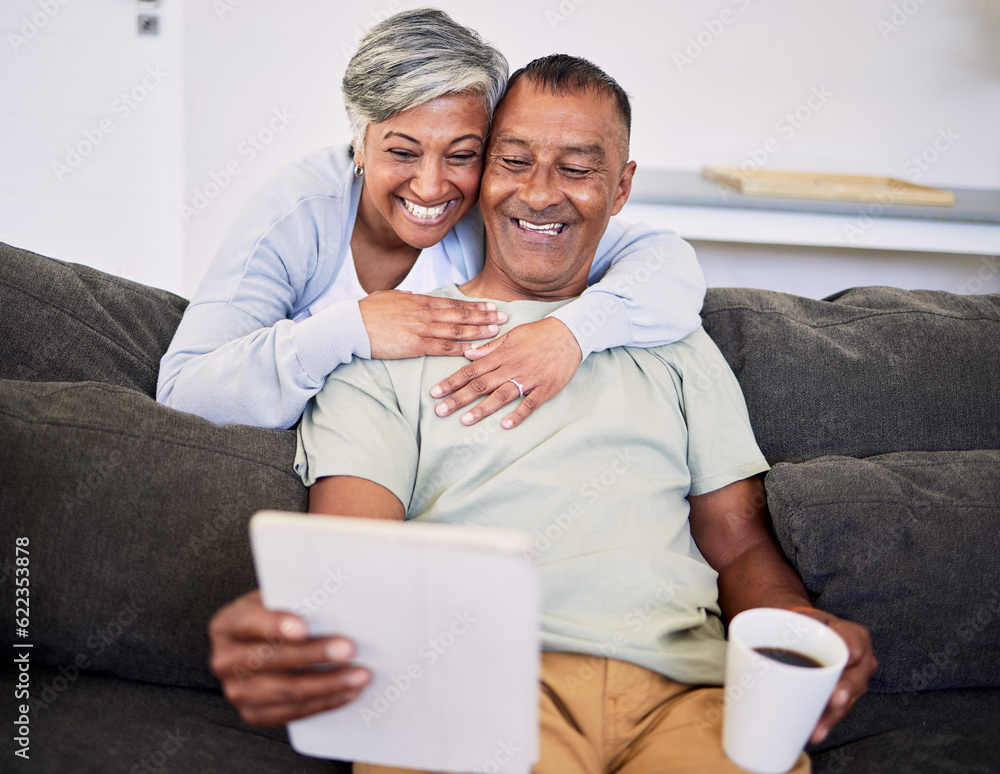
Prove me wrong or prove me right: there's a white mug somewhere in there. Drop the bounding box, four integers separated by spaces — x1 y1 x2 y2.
722 608 849 774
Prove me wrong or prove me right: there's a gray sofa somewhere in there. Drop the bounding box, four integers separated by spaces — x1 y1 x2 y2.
1 240 998 773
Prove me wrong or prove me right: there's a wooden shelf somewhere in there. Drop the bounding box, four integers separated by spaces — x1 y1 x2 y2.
622 169 1000 256
702 166 955 207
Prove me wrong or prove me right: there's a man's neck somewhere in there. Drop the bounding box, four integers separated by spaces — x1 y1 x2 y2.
460 254 590 302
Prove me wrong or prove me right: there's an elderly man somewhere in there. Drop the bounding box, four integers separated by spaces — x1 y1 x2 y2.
210 55 876 773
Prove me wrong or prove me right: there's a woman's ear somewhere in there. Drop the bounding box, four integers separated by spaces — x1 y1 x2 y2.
351 128 369 171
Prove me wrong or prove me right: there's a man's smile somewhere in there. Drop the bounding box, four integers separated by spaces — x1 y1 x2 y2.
514 218 567 236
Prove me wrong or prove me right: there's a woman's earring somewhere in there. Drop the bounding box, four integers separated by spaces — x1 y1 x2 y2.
354 165 364 178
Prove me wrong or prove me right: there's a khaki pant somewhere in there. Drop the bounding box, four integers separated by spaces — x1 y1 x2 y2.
355 652 811 774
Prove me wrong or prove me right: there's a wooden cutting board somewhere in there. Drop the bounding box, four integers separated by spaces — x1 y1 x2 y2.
702 165 955 207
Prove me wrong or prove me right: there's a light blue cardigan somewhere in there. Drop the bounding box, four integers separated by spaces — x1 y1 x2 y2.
157 146 706 428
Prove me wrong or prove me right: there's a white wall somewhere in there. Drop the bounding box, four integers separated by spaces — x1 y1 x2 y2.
181 0 1000 297
3 1 998 297
691 242 1000 299
1 0 184 291
617 0 1000 187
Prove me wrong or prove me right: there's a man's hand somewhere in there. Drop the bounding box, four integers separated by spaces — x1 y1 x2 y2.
789 606 877 745
208 590 370 727
688 477 877 745
430 317 582 429
359 290 507 360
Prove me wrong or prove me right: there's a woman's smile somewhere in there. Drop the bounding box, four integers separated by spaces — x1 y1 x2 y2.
396 195 457 226
353 92 490 250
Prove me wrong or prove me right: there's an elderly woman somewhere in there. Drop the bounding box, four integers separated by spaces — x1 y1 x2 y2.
157 8 704 430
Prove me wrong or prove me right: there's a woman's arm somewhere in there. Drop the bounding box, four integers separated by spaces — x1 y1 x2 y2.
431 220 705 428
156 176 367 429
158 288 502 429
556 219 705 356
157 297 367 430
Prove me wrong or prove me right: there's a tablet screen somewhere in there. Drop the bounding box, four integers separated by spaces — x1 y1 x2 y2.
250 511 539 773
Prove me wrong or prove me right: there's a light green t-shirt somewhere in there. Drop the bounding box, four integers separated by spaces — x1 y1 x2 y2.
295 285 769 685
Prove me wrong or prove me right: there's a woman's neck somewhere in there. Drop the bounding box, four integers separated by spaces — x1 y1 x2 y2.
352 185 421 293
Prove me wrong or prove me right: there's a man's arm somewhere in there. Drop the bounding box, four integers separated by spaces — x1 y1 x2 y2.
688 476 878 745
307 475 405 520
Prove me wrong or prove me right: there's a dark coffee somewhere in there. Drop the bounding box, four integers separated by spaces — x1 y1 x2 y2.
753 647 824 668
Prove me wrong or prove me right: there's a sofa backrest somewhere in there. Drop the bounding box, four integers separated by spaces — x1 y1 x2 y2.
0 243 307 690
702 285 1000 464
0 241 187 397
5 245 999 696
703 285 1000 695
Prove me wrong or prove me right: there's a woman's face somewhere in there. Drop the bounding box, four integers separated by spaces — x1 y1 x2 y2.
354 92 491 250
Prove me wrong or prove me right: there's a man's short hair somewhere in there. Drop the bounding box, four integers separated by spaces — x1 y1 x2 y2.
506 54 632 163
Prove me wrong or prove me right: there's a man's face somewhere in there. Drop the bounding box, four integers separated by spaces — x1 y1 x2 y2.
478 79 636 298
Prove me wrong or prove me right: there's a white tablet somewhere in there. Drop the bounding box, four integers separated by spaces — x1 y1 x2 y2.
249 511 540 774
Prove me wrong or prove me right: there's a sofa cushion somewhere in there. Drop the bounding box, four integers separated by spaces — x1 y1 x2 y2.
0 380 307 689
1 664 347 773
702 286 1000 463
807 686 1000 774
0 241 186 397
765 450 1000 693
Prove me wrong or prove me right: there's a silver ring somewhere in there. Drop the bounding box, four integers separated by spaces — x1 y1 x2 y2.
508 379 525 397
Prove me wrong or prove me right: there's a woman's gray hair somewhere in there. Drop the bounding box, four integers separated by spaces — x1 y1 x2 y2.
343 8 508 155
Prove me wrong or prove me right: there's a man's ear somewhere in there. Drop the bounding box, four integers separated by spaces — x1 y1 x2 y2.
611 160 637 216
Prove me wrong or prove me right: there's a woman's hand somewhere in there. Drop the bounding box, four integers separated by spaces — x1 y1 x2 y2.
430 317 583 429
359 290 507 360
